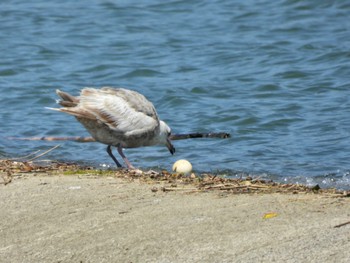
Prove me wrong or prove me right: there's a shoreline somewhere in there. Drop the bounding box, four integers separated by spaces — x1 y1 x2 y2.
1 160 350 262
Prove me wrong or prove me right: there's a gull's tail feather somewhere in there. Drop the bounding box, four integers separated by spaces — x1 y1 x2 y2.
46 106 96 120
56 89 79 107
45 107 62 112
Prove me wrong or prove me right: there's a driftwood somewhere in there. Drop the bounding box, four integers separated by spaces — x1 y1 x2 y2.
6 132 230 143
170 132 230 140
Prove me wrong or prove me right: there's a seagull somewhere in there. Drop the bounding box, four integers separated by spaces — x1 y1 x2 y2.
47 87 175 169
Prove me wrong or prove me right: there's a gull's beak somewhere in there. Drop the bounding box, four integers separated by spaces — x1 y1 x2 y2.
166 138 175 155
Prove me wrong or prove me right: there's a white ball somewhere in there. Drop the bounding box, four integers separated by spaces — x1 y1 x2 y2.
172 159 192 174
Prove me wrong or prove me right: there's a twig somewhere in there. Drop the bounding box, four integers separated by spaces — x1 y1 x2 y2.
247 184 270 189
162 187 198 192
27 145 61 161
9 150 41 161
203 184 226 189
334 220 350 228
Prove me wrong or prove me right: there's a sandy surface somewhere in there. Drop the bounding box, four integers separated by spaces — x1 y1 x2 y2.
0 174 349 263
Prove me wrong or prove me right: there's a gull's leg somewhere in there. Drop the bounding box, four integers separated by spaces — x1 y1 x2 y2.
117 145 135 169
106 145 122 167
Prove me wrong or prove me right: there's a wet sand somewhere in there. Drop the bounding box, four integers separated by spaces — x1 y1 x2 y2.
0 174 349 263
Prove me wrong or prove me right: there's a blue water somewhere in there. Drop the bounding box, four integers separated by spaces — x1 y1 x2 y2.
1 0 350 189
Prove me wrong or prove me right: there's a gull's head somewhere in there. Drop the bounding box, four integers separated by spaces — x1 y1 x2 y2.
159 120 175 155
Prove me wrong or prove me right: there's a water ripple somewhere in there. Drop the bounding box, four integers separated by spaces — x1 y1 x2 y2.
1 0 350 188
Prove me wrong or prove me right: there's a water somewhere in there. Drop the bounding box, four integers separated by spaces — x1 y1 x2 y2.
1 0 350 189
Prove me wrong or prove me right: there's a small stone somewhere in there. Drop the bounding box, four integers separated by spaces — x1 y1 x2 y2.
134 169 143 175
151 187 158 192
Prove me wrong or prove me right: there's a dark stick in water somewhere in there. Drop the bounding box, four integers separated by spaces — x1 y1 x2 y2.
170 132 231 140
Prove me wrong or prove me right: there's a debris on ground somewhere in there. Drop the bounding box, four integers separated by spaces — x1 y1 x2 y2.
1 159 349 197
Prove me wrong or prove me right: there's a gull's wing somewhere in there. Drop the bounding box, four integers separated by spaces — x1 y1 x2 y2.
54 87 160 137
